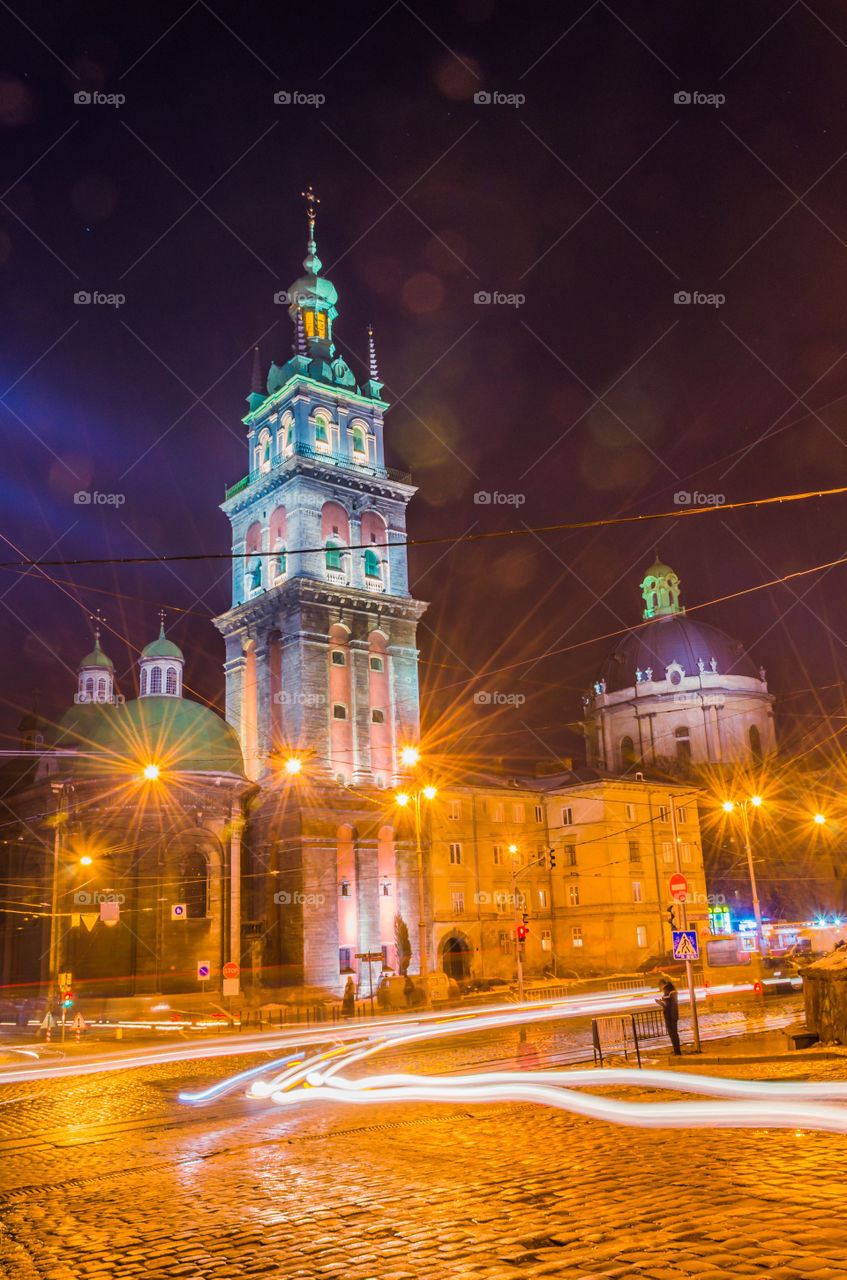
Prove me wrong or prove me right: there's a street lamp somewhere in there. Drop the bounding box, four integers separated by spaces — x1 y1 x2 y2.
284 755 303 775
142 763 160 781
721 795 765 954
395 776 436 1007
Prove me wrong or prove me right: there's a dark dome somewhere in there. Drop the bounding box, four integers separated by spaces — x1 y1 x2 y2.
600 615 760 693
60 697 244 777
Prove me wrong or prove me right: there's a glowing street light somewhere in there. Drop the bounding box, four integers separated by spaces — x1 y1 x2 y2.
814 813 826 825
751 795 762 807
423 785 437 800
400 745 420 768
79 855 93 867
284 755 303 775
394 777 437 1007
396 792 410 807
142 763 160 781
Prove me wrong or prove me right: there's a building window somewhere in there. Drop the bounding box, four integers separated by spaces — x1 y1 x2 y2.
628 840 641 863
495 891 509 914
625 803 636 821
314 415 331 452
369 655 384 672
568 885 580 907
449 843 462 865
499 930 511 953
150 666 162 695
339 879 350 898
165 667 178 695
364 547 381 579
513 803 525 823
534 804 543 823
451 890 465 914
563 844 577 867
492 803 504 822
370 708 385 725
562 807 574 826
332 703 347 720
675 726 691 762
538 888 548 908
632 881 642 903
493 843 505 865
140 668 147 697
541 929 552 951
621 736 637 770
273 543 286 580
339 947 353 972
677 806 688 825
636 925 647 949
448 799 461 821
325 542 343 572
749 724 762 759
572 926 583 948
659 806 670 823
680 842 692 864
352 425 366 456
662 841 673 863
381 880 392 897
331 650 346 666
180 850 208 919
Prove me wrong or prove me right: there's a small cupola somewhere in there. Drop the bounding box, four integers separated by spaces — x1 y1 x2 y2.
76 622 116 705
286 186 338 360
139 614 184 698
641 554 684 621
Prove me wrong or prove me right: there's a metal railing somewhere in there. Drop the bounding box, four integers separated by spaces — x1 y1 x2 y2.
591 1008 667 1067
225 442 411 499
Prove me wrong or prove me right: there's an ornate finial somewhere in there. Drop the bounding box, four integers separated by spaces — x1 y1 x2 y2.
250 345 263 395
158 608 166 637
295 306 308 356
300 185 322 274
90 610 105 644
367 324 379 379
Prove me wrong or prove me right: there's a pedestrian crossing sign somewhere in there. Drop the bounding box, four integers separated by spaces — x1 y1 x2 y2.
672 930 699 961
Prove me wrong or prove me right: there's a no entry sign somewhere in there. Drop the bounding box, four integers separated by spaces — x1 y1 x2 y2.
669 873 689 902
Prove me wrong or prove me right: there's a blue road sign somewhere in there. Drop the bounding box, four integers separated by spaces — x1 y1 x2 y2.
197 961 211 980
672 930 699 961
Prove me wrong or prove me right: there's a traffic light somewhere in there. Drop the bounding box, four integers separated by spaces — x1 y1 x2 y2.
516 925 528 943
548 851 556 869
62 992 73 1009
667 904 677 929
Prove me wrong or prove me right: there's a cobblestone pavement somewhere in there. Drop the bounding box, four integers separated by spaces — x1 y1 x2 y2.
1 1003 846 1280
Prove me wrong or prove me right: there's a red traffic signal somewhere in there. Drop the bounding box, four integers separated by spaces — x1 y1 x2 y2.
516 925 528 943
62 993 73 1008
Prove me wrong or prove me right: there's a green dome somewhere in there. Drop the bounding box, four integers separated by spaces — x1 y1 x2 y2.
141 623 184 661
79 638 114 671
73 697 244 777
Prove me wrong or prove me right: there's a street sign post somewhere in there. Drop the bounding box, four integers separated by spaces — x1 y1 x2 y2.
672 929 699 961
197 960 210 984
171 903 187 920
356 951 384 1014
222 961 239 979
222 961 239 998
669 873 688 902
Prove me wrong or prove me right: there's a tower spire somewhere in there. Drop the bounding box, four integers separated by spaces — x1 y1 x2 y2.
364 323 384 400
246 345 266 412
301 185 322 274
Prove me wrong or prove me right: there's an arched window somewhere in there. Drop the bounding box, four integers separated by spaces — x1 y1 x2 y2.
620 736 636 771
273 542 286 581
257 430 272 473
315 415 330 452
85 677 94 698
140 668 147 696
352 425 366 456
97 677 106 700
181 850 208 919
166 667 178 695
285 419 294 455
749 724 762 760
675 725 691 762
150 666 162 694
364 548 381 579
326 542 343 573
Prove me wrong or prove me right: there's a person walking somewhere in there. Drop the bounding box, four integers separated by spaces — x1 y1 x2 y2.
656 979 681 1055
341 977 355 1018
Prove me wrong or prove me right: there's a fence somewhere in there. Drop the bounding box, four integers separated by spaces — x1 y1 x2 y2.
591 1008 667 1067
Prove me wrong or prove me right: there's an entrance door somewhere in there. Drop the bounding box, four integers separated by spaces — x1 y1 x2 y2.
442 933 471 981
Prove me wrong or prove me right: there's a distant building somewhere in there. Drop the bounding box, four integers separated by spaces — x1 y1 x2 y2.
584 557 776 774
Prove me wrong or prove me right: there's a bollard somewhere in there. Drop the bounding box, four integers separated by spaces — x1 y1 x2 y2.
115 1026 122 1040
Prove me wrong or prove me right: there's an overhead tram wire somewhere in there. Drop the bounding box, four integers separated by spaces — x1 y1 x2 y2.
0 481 846 570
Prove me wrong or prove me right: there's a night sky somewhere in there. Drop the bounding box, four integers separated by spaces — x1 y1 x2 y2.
3 0 847 769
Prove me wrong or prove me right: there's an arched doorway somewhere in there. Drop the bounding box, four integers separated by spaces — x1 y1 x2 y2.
441 932 471 982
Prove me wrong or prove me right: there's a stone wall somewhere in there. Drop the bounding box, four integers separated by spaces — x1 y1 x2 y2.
802 949 847 1042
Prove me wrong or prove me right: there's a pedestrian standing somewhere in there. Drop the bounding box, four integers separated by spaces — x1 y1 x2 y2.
516 1026 540 1068
656 979 681 1055
341 977 355 1018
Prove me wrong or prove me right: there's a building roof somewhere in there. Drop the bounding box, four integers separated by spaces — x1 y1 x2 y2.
141 623 184 662
79 638 114 671
599 614 760 693
59 696 245 777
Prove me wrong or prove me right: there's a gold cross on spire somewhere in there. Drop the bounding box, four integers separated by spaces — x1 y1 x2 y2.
301 185 320 229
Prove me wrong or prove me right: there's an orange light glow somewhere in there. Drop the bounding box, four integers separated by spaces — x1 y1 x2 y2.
395 792 410 807
751 795 762 807
722 801 734 813
399 745 420 768
814 813 826 825
423 786 437 800
142 763 160 781
284 756 303 775
79 855 93 866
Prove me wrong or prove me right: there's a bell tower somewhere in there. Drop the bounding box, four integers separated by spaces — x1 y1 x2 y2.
213 195 427 785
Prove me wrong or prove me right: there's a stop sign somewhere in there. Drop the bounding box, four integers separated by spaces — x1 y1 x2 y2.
222 961 239 979
669 873 688 902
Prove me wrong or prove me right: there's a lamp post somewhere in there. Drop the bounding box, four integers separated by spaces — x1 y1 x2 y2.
396 745 436 1009
669 797 700 1053
47 780 71 1001
722 795 765 955
509 845 525 1003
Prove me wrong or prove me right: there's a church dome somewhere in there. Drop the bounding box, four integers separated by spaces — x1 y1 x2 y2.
78 696 245 777
600 615 759 693
79 638 114 671
141 623 184 661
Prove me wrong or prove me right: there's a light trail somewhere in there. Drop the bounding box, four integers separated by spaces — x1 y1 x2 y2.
178 1051 304 1104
